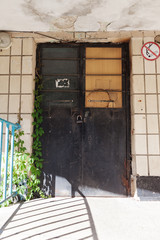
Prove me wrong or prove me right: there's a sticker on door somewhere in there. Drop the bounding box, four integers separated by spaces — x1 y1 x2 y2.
55 78 70 88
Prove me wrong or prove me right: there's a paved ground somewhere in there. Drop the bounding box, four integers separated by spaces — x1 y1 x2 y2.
0 197 160 240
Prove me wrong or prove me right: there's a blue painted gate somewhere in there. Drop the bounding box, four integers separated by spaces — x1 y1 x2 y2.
0 118 21 204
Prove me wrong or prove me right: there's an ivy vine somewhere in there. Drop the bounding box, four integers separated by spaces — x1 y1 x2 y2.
0 76 45 206
27 76 45 199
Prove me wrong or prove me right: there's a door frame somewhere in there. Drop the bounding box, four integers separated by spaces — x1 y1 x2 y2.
36 42 131 195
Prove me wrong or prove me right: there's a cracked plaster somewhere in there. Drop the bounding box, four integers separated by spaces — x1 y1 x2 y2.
1 0 160 31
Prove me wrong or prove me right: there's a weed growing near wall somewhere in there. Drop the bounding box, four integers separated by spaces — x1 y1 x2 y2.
0 76 45 206
28 76 44 199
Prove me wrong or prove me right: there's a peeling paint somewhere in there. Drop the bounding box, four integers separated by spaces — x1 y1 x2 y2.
22 0 54 24
53 16 77 30
63 0 101 16
1 0 160 31
98 22 112 31
75 16 100 32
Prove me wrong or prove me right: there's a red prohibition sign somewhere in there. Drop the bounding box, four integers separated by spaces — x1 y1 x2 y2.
141 42 160 61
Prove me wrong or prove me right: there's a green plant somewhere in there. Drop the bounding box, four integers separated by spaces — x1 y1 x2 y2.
0 132 28 207
13 130 29 198
27 76 45 199
0 76 45 206
13 76 45 200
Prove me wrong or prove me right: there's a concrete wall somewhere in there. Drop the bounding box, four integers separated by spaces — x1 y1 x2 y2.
1 0 160 31
0 30 160 195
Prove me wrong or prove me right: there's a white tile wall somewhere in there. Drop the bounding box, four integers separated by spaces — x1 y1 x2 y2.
148 135 159 154
0 96 8 113
23 38 33 55
11 39 22 55
132 95 145 113
9 95 20 113
133 135 147 155
132 115 146 134
0 76 9 93
22 56 33 74
158 96 160 113
132 56 144 74
21 114 33 134
144 59 156 74
149 156 160 176
0 57 10 74
136 156 148 176
156 57 160 74
8 114 19 124
0 37 34 154
11 56 21 74
132 75 144 94
157 75 160 93
145 75 156 93
131 38 142 55
147 115 159 133
131 35 160 177
146 95 157 113
21 76 34 93
10 76 20 93
21 95 33 113
0 48 10 56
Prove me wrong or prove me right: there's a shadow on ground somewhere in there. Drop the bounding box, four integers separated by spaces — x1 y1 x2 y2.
0 197 98 240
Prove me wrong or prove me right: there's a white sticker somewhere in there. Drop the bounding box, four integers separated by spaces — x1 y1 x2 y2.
55 78 70 88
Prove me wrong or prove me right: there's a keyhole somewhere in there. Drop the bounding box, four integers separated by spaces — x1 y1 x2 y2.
77 115 82 121
77 115 83 123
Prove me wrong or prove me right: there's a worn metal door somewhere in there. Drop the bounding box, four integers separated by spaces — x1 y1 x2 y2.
37 43 130 197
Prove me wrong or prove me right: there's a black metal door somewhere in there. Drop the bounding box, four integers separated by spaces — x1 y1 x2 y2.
37 43 130 197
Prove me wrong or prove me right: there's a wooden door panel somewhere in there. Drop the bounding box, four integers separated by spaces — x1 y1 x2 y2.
85 76 122 91
86 47 122 58
85 91 122 108
85 47 123 108
86 59 122 75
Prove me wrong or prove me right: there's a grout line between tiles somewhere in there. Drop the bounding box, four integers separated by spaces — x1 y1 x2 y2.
142 34 150 176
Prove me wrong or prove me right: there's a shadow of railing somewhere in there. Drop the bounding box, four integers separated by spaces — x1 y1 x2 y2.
0 197 99 240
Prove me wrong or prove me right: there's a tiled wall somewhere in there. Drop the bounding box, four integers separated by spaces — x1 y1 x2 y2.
131 34 160 177
0 31 160 182
0 38 35 153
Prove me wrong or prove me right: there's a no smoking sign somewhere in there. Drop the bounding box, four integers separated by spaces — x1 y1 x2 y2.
141 42 160 61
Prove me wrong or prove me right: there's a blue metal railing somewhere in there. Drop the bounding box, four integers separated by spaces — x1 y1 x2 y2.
0 118 21 204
